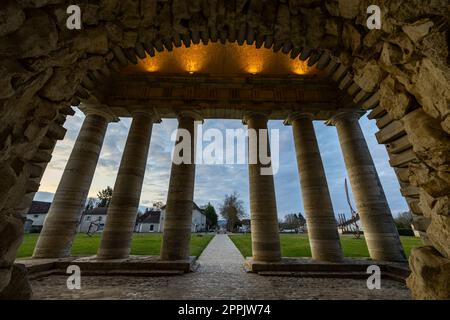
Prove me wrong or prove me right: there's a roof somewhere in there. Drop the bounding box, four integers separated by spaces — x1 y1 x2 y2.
82 207 108 216
28 201 51 214
160 202 205 215
137 210 161 224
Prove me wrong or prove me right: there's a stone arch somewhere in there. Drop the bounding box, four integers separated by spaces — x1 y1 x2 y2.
0 0 448 299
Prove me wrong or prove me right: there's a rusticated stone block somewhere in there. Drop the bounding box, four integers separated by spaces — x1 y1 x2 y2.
0 0 447 301
407 246 450 300
0 264 32 300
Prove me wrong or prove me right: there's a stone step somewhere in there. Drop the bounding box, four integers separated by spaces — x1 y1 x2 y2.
61 259 196 273
246 258 409 273
258 271 369 279
257 270 408 282
19 256 197 280
27 270 57 280
28 269 184 280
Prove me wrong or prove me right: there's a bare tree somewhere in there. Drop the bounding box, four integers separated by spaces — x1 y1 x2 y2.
394 211 413 229
281 213 306 232
153 201 164 209
85 197 99 211
219 192 246 232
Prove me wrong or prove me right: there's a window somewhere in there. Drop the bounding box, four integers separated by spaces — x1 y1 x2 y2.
33 215 39 218
98 216 102 221
150 225 154 231
86 216 91 221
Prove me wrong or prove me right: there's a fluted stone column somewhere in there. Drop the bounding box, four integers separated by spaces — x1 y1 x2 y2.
329 112 406 262
97 110 160 259
160 110 202 261
244 112 281 262
287 113 343 262
33 104 117 258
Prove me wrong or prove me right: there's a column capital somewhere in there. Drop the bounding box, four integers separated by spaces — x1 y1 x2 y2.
283 112 314 126
242 111 271 125
325 110 364 126
175 109 204 123
79 99 119 123
130 108 162 124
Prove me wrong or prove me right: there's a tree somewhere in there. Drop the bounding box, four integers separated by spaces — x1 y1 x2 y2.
280 213 306 232
153 201 164 209
97 186 113 207
202 202 218 229
219 192 246 232
85 197 99 211
288 213 305 229
394 211 413 229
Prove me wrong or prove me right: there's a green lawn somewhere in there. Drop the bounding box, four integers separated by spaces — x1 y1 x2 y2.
16 233 213 258
229 234 422 258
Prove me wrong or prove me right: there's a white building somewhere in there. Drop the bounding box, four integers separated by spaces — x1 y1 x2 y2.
26 201 207 234
135 210 162 233
25 201 51 233
78 207 108 233
136 202 208 233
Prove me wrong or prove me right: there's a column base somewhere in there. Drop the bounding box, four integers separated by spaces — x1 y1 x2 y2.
17 256 197 279
244 257 410 282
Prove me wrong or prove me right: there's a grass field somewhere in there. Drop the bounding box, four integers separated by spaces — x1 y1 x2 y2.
229 234 422 258
17 233 422 259
16 233 214 258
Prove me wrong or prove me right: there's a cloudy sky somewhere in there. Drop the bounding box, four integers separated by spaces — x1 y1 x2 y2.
36 108 409 219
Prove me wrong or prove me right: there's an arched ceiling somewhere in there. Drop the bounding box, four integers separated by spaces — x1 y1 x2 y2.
90 42 355 120
123 42 320 76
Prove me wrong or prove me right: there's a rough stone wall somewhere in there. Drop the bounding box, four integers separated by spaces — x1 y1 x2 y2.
0 0 448 299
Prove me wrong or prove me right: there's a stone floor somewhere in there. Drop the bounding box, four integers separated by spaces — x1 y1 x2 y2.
30 235 412 300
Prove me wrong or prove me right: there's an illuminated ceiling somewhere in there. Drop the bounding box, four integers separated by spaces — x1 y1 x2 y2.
95 43 352 120
123 43 319 76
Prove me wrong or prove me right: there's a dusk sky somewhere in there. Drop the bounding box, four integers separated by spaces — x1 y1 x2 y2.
35 108 409 219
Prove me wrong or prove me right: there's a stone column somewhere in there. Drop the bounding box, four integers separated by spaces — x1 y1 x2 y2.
287 113 343 262
160 110 202 261
244 112 281 262
97 110 160 259
329 112 406 262
33 104 117 258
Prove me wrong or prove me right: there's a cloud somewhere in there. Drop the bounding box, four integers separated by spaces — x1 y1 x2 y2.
37 110 409 219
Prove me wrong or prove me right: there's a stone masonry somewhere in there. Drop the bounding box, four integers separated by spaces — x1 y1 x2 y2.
0 0 449 299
